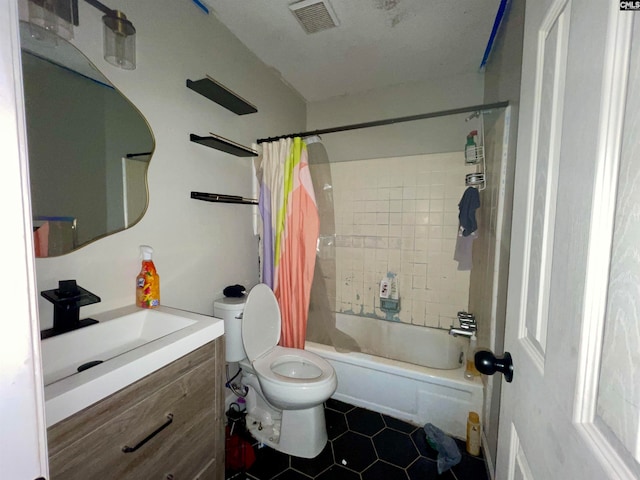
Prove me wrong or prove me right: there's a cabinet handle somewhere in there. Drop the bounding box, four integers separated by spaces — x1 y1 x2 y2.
122 413 174 453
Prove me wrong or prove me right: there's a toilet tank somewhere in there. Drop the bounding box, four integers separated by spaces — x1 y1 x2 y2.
214 297 246 362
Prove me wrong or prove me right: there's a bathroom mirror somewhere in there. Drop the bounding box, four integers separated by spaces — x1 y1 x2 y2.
20 22 154 257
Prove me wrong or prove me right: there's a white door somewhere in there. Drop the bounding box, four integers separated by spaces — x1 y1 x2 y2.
495 0 640 478
0 0 49 478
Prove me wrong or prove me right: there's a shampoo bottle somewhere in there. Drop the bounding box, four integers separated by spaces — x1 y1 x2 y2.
136 245 160 308
465 130 478 164
464 333 481 379
466 411 481 456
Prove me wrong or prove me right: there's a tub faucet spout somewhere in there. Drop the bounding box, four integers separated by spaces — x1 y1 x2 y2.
449 313 476 337
449 327 474 337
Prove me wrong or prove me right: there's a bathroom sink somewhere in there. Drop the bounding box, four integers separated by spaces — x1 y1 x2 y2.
41 305 224 427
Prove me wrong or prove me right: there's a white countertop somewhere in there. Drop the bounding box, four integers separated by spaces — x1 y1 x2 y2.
42 305 224 427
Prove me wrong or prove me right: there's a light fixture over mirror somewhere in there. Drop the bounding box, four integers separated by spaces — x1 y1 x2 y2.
25 0 77 41
102 9 136 69
21 0 136 70
84 0 136 70
20 21 154 257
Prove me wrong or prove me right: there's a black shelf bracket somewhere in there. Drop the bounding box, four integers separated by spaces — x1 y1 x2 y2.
190 133 257 157
186 76 257 115
191 192 258 205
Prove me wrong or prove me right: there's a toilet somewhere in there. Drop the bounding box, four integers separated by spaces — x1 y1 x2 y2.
215 283 337 458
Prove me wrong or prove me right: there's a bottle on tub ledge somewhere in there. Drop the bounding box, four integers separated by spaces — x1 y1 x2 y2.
136 245 160 308
464 332 481 380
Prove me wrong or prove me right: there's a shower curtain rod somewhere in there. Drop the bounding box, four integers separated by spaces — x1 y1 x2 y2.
256 101 509 144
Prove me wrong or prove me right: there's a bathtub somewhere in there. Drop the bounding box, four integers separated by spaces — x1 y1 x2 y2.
306 314 484 439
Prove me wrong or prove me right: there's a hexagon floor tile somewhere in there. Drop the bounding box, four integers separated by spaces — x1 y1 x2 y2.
226 399 489 480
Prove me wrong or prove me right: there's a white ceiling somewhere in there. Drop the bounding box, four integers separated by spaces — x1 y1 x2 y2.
210 0 501 102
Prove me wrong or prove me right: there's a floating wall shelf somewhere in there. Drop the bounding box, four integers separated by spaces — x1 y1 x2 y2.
186 76 258 115
191 192 258 205
190 133 258 157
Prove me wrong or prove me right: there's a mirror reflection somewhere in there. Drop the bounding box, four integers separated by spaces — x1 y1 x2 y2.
20 22 154 257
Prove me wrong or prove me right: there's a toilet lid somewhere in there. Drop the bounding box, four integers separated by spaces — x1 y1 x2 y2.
241 283 281 361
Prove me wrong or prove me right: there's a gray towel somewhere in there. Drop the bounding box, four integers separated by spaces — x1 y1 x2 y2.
454 228 477 271
423 423 462 474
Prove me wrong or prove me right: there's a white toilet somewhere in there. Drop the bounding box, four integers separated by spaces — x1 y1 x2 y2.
216 283 337 458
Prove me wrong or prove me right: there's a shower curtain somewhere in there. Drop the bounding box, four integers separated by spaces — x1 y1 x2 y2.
256 138 319 349
305 138 360 353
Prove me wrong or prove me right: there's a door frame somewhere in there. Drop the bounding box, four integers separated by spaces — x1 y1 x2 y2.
0 0 49 477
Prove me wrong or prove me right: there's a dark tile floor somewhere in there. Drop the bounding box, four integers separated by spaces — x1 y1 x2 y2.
226 399 489 480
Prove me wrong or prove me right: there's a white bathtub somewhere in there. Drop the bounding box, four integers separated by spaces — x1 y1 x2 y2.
334 313 466 369
306 315 484 439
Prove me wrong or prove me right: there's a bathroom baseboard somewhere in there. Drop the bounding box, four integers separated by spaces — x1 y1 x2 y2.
481 431 495 480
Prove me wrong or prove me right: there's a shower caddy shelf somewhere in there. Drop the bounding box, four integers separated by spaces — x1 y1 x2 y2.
187 75 258 158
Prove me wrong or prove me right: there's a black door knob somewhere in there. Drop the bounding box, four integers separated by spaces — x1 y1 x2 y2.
474 350 514 383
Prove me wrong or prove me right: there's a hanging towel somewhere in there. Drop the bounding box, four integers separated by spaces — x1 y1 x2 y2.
454 227 477 271
458 186 480 236
454 187 480 270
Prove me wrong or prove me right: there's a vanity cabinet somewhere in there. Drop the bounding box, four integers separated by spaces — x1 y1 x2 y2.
47 338 225 480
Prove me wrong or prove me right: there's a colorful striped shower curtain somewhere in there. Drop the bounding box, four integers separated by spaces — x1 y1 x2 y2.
257 138 319 349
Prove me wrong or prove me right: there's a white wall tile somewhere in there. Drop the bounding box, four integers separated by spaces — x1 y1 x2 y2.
331 152 470 329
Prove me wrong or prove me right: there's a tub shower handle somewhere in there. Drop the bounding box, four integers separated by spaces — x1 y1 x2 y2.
474 350 514 383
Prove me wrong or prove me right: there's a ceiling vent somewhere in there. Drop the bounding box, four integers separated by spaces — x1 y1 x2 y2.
289 0 340 34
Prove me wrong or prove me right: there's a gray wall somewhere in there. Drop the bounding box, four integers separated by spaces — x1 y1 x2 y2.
34 0 306 327
307 72 485 163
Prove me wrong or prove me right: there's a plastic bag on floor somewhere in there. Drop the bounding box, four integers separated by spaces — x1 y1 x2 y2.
423 423 462 474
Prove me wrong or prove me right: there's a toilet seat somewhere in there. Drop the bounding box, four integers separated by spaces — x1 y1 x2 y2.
242 284 335 386
241 284 281 362
253 346 335 386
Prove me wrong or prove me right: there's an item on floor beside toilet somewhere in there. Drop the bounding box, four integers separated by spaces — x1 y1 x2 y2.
466 411 481 456
136 245 160 308
226 402 247 436
423 422 461 474
225 413 255 473
464 333 481 379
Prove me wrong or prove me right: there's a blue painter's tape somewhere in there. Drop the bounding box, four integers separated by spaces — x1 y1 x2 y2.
480 0 509 69
191 0 209 14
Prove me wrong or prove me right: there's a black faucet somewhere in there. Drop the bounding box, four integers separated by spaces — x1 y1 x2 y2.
40 280 101 339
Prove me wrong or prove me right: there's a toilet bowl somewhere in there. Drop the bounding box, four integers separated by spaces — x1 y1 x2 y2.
252 346 337 410
227 283 337 458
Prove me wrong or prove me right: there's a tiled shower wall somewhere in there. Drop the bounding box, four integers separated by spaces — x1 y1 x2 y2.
330 152 478 329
